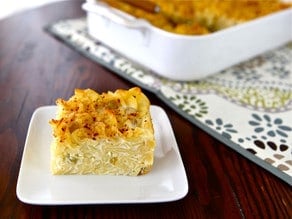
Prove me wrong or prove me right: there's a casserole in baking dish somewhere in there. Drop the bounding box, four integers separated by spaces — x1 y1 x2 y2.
82 0 292 80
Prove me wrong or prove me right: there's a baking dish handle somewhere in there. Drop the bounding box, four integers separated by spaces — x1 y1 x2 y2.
82 2 151 30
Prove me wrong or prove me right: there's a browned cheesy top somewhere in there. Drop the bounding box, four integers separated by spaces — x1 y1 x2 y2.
101 0 291 35
50 87 152 146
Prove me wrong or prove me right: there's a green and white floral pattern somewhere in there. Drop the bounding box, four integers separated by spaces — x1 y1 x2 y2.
46 18 292 185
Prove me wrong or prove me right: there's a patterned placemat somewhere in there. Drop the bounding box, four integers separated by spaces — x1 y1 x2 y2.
45 18 292 186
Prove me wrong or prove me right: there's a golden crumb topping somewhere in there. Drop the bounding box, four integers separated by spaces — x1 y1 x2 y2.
50 87 152 146
100 0 291 35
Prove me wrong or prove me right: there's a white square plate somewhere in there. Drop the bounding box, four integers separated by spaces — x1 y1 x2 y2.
16 105 188 205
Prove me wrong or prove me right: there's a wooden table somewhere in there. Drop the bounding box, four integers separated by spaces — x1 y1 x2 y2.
0 1 291 218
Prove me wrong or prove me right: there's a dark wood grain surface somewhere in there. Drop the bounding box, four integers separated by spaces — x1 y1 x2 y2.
0 1 291 218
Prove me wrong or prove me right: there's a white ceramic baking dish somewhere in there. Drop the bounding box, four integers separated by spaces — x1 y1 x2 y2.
82 0 292 81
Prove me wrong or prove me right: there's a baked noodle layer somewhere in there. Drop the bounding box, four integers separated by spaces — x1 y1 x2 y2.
49 87 156 176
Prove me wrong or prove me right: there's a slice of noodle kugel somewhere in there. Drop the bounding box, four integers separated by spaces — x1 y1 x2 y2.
49 87 156 176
